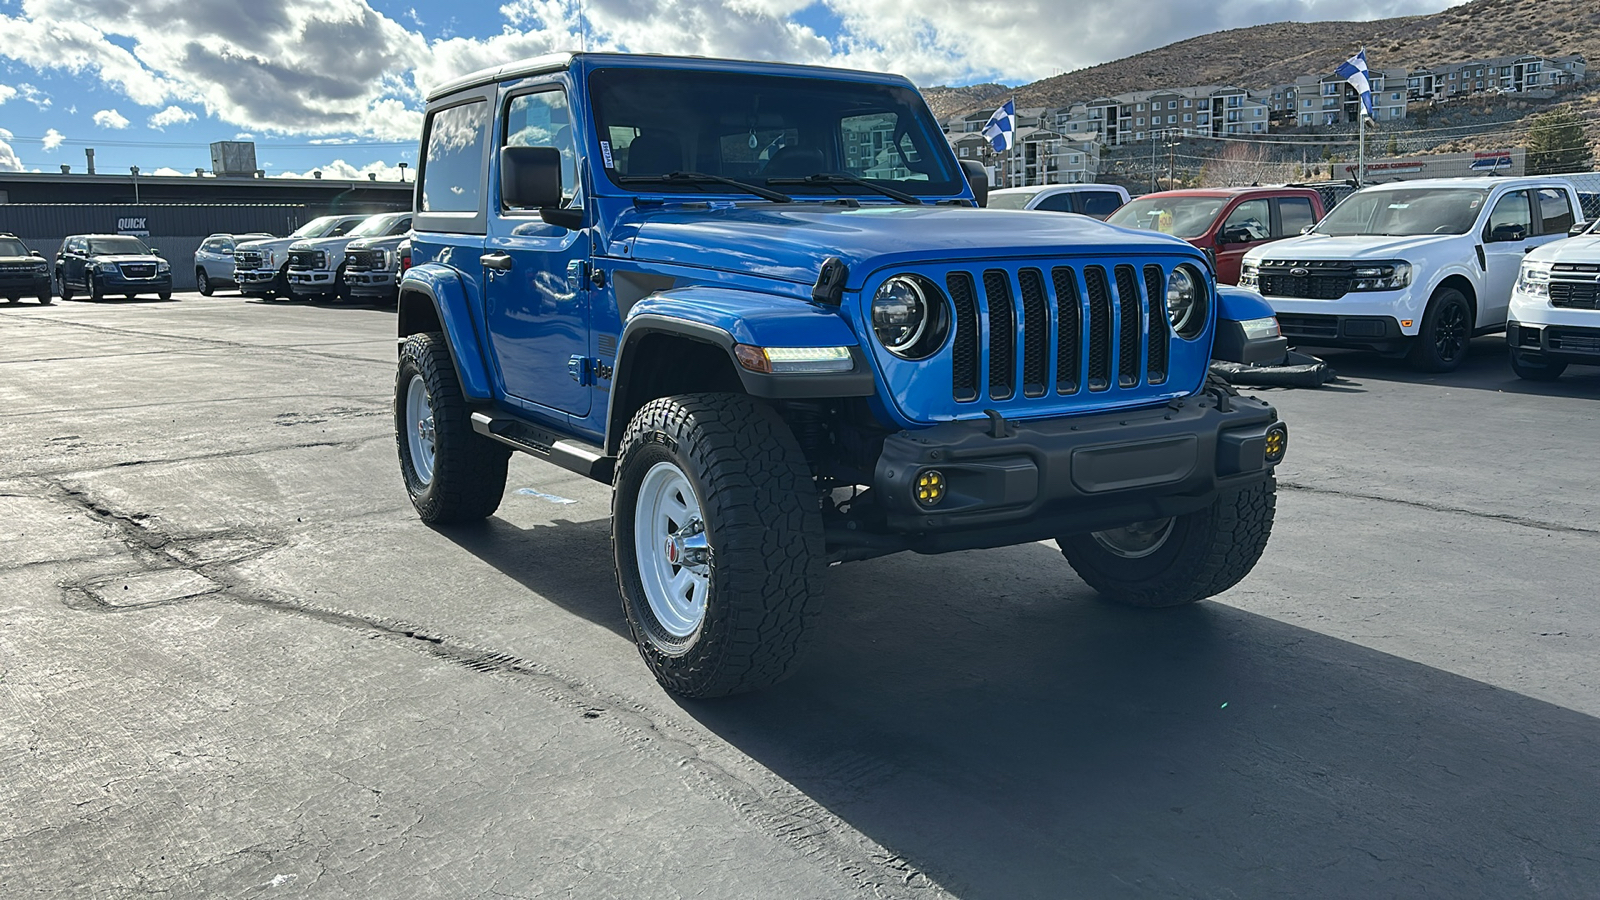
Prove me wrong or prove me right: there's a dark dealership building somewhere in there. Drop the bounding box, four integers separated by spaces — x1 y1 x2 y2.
0 166 413 292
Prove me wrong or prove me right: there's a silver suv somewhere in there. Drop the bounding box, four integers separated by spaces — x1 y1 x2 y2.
194 233 270 296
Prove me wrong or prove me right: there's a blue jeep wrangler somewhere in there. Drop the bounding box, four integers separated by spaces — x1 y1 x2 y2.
396 53 1290 698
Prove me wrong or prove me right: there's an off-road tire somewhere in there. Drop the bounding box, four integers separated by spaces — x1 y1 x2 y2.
196 268 213 296
395 332 510 524
613 393 826 699
56 273 72 302
1059 477 1277 608
1510 350 1567 382
1408 288 1472 373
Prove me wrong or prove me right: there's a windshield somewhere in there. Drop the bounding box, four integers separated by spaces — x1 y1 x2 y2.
1106 196 1230 239
0 238 28 257
987 190 1044 210
87 236 151 255
290 216 347 239
347 214 409 237
1316 188 1487 236
588 68 963 198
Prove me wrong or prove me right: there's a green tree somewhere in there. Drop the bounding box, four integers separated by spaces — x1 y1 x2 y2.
1526 107 1594 175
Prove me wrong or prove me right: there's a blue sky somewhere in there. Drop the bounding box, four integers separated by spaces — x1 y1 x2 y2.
0 0 1467 178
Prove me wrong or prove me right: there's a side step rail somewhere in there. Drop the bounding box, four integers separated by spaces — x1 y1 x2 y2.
470 411 615 483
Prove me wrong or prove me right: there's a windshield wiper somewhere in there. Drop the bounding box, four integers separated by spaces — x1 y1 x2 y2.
618 171 791 203
766 172 922 205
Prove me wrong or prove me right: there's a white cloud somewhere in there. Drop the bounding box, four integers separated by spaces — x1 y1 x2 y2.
148 105 197 129
151 166 191 176
42 128 65 150
234 132 255 140
93 108 130 129
273 158 412 181
0 83 16 104
0 128 23 172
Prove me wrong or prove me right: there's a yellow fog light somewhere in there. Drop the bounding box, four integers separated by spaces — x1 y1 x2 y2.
1264 424 1288 464
915 469 946 507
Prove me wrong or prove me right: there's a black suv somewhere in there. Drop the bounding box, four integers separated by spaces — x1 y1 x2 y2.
56 234 173 301
0 233 52 305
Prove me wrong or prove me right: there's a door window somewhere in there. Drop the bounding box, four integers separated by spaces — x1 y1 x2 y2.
1277 197 1316 236
1077 192 1124 219
1033 193 1075 213
504 90 581 206
1534 188 1574 235
1221 199 1271 241
1485 191 1532 240
420 99 489 213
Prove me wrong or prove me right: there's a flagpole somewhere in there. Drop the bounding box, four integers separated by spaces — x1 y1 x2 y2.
1357 47 1366 187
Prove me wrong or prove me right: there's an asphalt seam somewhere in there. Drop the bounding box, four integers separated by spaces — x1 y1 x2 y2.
1280 480 1600 537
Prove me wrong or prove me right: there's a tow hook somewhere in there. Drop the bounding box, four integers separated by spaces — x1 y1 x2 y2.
983 408 1014 439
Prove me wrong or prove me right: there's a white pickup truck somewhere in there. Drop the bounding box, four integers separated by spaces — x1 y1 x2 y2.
1241 176 1587 371
235 215 367 299
286 212 411 303
1507 217 1600 380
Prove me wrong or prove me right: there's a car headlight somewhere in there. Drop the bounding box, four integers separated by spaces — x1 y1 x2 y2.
156 261 170 273
1517 262 1552 298
872 275 948 359
1350 261 1412 292
1239 316 1280 340
1238 261 1260 289
1166 265 1208 339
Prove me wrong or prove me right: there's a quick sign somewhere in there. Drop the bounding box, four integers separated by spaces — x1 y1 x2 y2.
117 216 149 237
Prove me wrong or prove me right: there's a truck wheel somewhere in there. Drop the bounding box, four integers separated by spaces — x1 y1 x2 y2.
89 274 104 301
613 393 825 698
1407 288 1472 373
334 265 351 304
38 291 52 305
1058 477 1277 608
196 268 213 296
272 266 291 300
56 273 72 302
1510 350 1567 381
395 332 510 524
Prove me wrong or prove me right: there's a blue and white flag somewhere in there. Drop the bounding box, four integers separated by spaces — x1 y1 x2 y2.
1335 50 1376 121
982 99 1016 153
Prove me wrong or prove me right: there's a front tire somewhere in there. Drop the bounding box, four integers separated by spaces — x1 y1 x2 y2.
1510 350 1567 381
395 332 510 524
56 272 73 302
196 268 213 296
1408 288 1472 373
1058 477 1277 608
89 274 104 302
38 291 52 305
613 393 825 698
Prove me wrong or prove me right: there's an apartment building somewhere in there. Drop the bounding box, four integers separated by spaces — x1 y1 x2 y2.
1275 69 1408 127
949 127 1100 188
1423 54 1587 99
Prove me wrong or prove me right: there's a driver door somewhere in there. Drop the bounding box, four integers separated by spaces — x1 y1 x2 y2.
1214 198 1272 285
1480 190 1534 327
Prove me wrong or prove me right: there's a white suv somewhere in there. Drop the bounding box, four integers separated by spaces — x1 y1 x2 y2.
1507 217 1600 380
1240 177 1586 371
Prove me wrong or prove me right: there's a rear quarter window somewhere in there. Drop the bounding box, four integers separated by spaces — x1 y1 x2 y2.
420 99 489 214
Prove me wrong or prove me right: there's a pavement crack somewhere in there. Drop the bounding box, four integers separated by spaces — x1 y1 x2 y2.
1279 480 1600 537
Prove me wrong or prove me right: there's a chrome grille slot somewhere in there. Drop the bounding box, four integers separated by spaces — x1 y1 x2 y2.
1050 266 1081 395
1084 266 1113 392
983 268 1015 401
1114 264 1142 388
947 272 981 403
1143 264 1169 385
1018 268 1049 398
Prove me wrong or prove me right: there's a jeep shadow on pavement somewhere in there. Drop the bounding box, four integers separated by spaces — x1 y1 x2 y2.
395 52 1292 698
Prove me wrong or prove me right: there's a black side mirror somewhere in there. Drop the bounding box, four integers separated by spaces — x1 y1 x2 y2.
501 146 580 229
959 159 988 208
30 250 43 258
1570 222 1590 237
1217 228 1251 246
1487 223 1527 243
151 248 163 257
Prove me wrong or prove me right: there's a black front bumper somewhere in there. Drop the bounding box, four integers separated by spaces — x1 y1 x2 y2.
1509 320 1600 362
1276 313 1408 352
833 392 1283 559
0 274 50 295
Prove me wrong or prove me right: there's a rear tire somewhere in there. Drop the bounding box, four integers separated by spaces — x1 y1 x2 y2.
196 268 213 296
613 393 825 698
1058 477 1277 608
1510 350 1567 381
1408 288 1472 373
395 332 510 524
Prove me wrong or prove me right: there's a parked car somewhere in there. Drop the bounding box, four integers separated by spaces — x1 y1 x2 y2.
288 212 412 302
193 232 271 296
394 51 1291 699
1240 176 1586 371
1107 187 1326 285
344 229 412 306
234 215 367 299
0 233 53 305
986 184 1129 219
1507 216 1600 380
55 234 172 301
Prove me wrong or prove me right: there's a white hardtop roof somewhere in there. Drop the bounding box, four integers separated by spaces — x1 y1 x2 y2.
1361 176 1574 191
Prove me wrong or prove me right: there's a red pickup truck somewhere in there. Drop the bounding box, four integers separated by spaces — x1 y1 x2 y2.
1105 186 1327 285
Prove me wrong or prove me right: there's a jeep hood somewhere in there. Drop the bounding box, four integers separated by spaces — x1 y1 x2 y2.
618 204 1200 286
1247 233 1460 262
1527 235 1600 264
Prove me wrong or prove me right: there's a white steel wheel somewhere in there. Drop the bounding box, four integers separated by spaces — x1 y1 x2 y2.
404 373 437 486
1090 518 1175 559
633 461 711 641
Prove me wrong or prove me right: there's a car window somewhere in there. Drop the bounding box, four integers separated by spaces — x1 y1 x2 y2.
87 236 151 255
503 90 581 206
1222 199 1271 241
1486 190 1532 238
0 238 27 256
986 190 1043 210
1106 196 1228 239
420 99 489 213
329 220 360 236
1277 197 1316 236
389 217 413 235
1535 188 1574 235
1033 193 1075 213
1077 192 1124 219
1315 188 1486 236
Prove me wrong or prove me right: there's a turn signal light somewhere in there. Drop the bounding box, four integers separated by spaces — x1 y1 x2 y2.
1264 424 1288 465
915 469 946 507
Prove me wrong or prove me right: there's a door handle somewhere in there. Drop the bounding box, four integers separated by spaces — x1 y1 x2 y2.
481 252 513 271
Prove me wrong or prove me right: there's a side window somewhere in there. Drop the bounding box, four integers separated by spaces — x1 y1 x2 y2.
1222 199 1271 242
1535 188 1574 235
1486 191 1532 239
503 90 580 206
330 220 358 237
1277 197 1316 237
1078 192 1124 219
420 99 489 213
389 217 413 235
840 113 926 181
1033 193 1075 213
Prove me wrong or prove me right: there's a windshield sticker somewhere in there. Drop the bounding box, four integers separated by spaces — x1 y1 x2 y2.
599 141 615 169
1387 203 1411 209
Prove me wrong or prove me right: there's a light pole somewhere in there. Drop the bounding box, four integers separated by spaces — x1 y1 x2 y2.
130 166 140 204
398 162 408 183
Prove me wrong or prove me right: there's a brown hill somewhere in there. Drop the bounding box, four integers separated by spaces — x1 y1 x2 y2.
922 0 1600 120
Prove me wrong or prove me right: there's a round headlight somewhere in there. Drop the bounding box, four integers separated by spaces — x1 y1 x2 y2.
873 276 930 355
1166 265 1206 339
